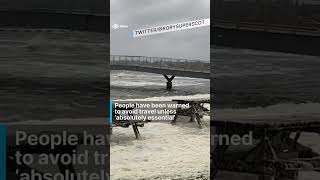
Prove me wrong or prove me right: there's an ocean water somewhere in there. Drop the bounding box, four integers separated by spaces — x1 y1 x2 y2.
110 70 210 100
212 47 320 108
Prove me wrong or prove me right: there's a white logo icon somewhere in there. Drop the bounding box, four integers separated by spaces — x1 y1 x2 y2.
112 24 120 29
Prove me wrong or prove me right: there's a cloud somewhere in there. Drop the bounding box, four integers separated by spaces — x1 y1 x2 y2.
110 0 210 61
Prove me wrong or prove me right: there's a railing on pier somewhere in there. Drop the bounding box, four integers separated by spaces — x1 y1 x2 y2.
110 55 210 73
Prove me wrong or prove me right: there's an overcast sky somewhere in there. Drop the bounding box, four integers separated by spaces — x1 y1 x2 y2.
110 0 210 61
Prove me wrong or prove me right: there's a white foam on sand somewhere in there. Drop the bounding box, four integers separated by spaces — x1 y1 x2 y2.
6 95 320 179
115 93 210 102
9 94 210 179
215 102 320 118
111 94 210 180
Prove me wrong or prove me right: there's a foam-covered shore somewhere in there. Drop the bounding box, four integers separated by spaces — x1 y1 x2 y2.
6 94 320 179
6 94 211 179
111 94 210 180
